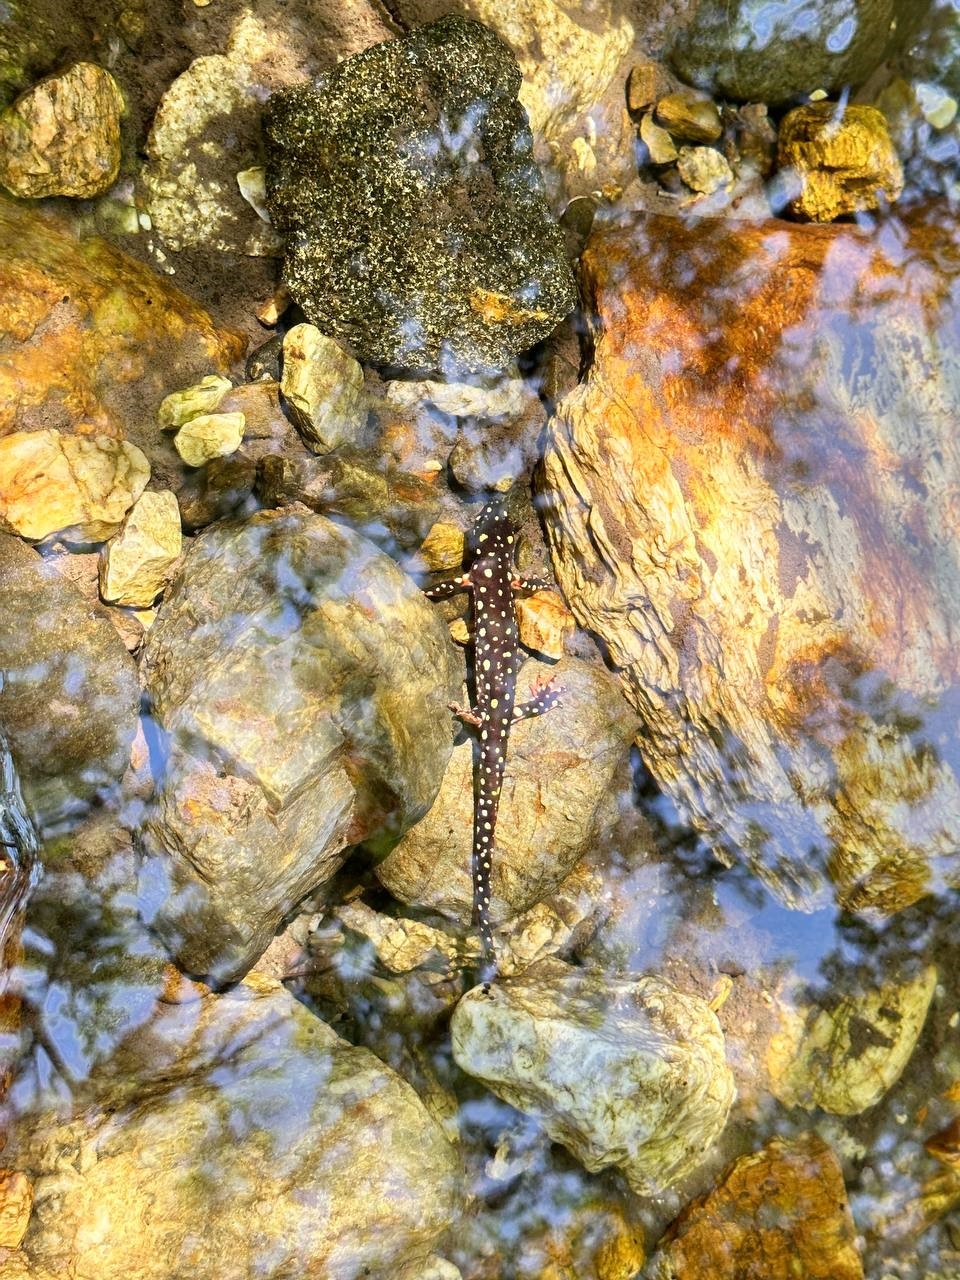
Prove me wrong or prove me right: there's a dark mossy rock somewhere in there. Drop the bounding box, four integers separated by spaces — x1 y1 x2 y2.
264 14 576 375
668 0 901 106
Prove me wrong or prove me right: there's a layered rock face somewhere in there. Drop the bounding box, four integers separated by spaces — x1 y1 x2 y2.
541 209 960 914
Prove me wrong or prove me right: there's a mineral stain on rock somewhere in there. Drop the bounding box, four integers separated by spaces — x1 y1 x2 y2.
265 15 577 374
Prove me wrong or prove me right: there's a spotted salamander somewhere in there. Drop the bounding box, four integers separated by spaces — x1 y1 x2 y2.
424 496 563 979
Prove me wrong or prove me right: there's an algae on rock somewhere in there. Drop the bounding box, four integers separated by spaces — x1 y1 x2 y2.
265 15 576 374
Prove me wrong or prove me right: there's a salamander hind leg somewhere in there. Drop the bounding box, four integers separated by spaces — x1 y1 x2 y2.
512 672 564 721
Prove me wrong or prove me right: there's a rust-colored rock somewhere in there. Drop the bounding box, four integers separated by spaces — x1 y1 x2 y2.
778 102 903 222
541 209 960 913
0 198 244 448
649 1133 863 1279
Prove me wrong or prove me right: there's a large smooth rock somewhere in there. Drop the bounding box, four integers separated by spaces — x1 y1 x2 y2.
377 656 637 928
140 507 460 981
0 535 139 829
668 0 899 107
541 209 960 915
648 1133 863 1279
14 981 462 1280
0 199 245 465
451 960 735 1195
265 15 576 374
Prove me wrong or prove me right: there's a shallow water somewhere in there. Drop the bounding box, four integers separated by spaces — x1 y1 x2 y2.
2 1 960 1278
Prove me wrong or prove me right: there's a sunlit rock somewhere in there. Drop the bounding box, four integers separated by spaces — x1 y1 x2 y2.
668 0 897 107
376 656 637 930
676 146 732 195
139 16 284 255
391 0 636 206
655 92 722 144
451 959 735 1195
172 411 245 467
157 375 232 431
98 490 182 608
0 1172 31 1249
648 1132 863 1279
777 102 903 222
0 431 149 543
639 113 678 166
0 62 123 199
0 535 139 828
541 209 960 915
0 198 244 446
419 522 466 573
514 589 574 660
280 323 367 453
140 507 460 981
767 964 937 1115
265 15 576 374
627 60 678 116
494 861 606 976
14 982 461 1279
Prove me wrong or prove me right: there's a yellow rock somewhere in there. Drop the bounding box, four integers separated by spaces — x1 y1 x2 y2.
778 102 904 222
420 522 465 573
516 589 574 659
173 412 245 467
639 112 678 165
0 430 149 542
0 1170 33 1249
99 490 182 607
0 62 124 199
158 375 232 431
280 323 366 454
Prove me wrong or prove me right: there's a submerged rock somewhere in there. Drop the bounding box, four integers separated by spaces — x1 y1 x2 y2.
0 62 123 199
655 91 722 144
157 376 233 431
648 1133 863 1279
541 209 960 915
767 964 937 1115
140 507 460 981
0 198 244 449
668 0 897 107
98 490 182 608
280 323 367 453
15 981 461 1279
0 535 139 829
777 102 903 222
376 656 637 930
451 960 735 1195
0 431 149 544
172 411 245 467
265 15 576 374
676 145 732 195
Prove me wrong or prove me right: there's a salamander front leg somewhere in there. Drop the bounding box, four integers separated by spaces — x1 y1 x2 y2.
512 673 564 721
449 701 483 728
510 575 555 593
424 574 472 601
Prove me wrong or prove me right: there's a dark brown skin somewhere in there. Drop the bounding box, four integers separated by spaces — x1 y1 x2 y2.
425 496 562 981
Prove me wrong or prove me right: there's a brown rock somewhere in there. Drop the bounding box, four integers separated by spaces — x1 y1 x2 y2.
540 210 960 914
655 91 722 143
0 63 123 199
626 60 676 116
777 102 904 222
0 198 244 452
515 589 574 660
648 1133 863 1279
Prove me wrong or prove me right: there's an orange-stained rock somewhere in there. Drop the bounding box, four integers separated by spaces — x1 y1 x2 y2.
0 198 245 451
541 208 960 914
0 1170 32 1248
648 1133 863 1280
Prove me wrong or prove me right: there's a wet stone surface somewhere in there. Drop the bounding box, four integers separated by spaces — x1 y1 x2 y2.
265 15 577 374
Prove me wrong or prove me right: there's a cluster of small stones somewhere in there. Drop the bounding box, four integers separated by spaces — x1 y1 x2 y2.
627 58 903 220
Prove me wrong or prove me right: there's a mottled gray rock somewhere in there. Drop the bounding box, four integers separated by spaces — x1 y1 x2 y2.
451 960 735 1195
265 15 576 374
0 535 139 831
15 981 462 1280
140 507 460 981
668 0 899 107
377 657 637 931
